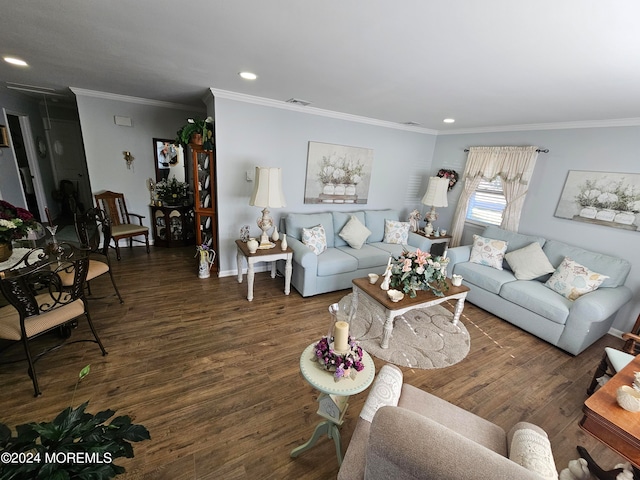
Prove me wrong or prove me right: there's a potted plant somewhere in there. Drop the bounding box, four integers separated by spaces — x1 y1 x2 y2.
176 116 214 149
0 200 38 262
0 366 149 479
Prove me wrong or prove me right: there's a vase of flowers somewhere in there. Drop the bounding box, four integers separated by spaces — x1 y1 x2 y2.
155 176 189 206
313 335 365 381
389 248 449 298
0 200 37 261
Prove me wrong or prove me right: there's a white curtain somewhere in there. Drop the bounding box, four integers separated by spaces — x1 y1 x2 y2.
449 146 539 247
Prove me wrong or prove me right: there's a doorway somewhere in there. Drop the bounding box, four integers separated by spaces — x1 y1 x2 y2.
6 114 44 221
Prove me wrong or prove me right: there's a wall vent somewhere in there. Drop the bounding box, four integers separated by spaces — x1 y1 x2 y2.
285 98 312 106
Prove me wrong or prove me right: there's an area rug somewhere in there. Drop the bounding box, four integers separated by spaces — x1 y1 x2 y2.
339 294 471 369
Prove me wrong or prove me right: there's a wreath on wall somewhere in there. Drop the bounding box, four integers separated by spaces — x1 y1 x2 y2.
437 169 459 191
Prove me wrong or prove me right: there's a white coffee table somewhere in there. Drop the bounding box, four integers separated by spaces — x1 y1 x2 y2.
352 277 470 349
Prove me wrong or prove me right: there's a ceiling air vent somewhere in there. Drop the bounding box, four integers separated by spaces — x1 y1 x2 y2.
285 98 312 107
403 121 422 126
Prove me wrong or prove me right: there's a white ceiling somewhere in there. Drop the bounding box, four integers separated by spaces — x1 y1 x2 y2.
2 1 640 132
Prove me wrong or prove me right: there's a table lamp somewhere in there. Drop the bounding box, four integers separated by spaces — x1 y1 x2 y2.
421 176 449 236
249 166 286 249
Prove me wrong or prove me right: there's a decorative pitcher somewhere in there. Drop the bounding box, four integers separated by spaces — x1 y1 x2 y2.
198 248 216 279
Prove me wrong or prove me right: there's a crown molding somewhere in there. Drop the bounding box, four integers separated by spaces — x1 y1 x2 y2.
69 87 204 112
209 88 438 135
437 117 640 135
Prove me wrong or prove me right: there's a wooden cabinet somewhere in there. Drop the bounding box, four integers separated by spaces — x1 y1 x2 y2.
151 205 195 247
190 145 219 271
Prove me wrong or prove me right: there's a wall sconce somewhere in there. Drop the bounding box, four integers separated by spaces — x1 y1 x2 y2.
123 151 134 169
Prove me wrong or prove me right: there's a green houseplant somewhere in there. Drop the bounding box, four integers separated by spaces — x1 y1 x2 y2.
176 116 214 149
0 366 150 479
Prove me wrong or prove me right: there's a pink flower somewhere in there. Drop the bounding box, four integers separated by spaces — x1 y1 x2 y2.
402 258 413 272
415 248 429 267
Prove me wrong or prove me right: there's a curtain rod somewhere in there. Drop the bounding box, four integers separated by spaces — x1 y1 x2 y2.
464 148 549 153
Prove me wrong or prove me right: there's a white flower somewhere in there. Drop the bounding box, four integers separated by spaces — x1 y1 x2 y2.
415 266 425 275
597 192 618 204
350 174 361 184
0 219 17 229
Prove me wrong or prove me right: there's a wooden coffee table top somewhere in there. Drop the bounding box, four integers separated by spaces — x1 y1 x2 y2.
352 277 470 311
580 354 640 467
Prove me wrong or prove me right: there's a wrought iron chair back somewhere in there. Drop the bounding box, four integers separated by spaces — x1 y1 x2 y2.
72 208 123 303
0 243 107 396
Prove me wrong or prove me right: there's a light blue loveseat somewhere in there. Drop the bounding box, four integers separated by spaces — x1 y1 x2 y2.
447 226 633 355
282 210 430 297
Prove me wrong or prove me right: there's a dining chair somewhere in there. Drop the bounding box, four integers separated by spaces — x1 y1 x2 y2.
0 243 107 396
93 191 150 260
586 312 640 395
64 208 123 303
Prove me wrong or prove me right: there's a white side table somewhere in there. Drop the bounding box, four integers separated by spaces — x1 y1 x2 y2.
290 342 375 466
235 239 292 301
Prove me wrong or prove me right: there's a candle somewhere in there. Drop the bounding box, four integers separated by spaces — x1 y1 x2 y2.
333 321 349 353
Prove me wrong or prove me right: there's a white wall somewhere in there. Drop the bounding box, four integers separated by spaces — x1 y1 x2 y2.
431 126 640 332
74 91 205 231
212 95 438 275
0 90 56 212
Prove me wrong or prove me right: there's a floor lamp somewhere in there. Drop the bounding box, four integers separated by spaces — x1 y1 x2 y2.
249 167 286 249
421 176 449 236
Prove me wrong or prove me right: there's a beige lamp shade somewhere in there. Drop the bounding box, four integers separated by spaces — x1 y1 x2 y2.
421 176 449 208
249 167 286 208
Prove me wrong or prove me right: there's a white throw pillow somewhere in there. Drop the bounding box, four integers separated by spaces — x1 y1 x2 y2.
544 257 609 301
383 219 410 245
505 242 555 280
339 215 371 249
469 234 508 270
302 224 327 255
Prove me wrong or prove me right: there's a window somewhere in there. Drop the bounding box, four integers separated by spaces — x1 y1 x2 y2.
465 177 506 226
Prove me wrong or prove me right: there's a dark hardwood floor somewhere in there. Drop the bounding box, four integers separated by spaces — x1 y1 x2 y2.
0 245 628 479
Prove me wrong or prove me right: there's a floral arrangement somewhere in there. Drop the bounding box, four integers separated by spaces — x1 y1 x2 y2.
176 116 214 149
437 169 459 191
575 179 640 212
389 248 450 298
317 155 364 185
155 176 189 205
313 336 364 381
0 200 37 244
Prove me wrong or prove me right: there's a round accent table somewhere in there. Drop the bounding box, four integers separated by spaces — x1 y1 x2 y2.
290 342 375 466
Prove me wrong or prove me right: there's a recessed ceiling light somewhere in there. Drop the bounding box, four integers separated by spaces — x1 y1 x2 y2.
443 118 455 124
239 72 257 80
4 56 28 67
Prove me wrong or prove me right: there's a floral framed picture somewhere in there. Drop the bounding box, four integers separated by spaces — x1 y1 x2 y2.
303 141 374 204
554 170 640 232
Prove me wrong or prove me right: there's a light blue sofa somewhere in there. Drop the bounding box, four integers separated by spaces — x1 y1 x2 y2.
447 226 633 355
282 210 430 297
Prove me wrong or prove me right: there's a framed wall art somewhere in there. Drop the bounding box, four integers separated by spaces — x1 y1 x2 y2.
0 125 9 147
153 138 184 182
303 141 374 204
554 170 640 232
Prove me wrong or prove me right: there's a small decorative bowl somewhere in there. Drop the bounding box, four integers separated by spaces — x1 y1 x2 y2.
387 289 404 302
616 385 640 412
